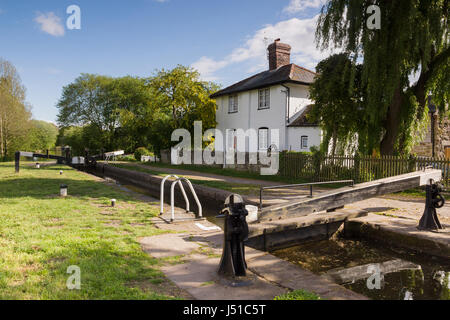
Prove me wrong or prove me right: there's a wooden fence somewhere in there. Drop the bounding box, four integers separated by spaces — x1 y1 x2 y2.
279 153 450 187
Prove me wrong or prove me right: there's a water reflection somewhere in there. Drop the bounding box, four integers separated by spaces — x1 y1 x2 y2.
273 239 449 300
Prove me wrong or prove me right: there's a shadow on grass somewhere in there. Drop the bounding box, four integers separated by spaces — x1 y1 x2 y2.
0 176 137 201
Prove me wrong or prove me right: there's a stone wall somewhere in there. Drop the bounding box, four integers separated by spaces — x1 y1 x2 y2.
412 115 450 158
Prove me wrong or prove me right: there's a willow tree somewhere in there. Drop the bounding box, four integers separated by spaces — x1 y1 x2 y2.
316 0 449 155
309 54 365 156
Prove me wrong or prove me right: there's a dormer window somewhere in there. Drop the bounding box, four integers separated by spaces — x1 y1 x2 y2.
258 88 270 110
228 94 238 113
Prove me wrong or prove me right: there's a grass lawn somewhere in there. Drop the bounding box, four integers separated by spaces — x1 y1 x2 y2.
274 289 320 300
0 162 184 300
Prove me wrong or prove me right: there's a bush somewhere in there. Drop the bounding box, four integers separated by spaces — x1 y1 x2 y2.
117 154 136 162
134 147 152 162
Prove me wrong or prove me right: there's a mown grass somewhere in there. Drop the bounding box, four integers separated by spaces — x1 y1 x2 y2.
0 162 180 300
274 289 320 300
393 188 427 198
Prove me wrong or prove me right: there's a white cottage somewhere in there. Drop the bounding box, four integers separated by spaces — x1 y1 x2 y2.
211 39 322 153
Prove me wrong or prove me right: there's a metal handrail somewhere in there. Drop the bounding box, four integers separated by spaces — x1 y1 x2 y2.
160 175 190 215
259 180 355 211
170 178 203 222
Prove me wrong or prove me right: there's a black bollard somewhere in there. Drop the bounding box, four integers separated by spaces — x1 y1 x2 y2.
15 151 20 173
418 181 445 230
217 194 249 278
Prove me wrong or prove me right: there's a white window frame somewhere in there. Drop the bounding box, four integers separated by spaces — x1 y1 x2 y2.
301 136 309 150
258 88 270 110
258 128 269 150
228 95 238 113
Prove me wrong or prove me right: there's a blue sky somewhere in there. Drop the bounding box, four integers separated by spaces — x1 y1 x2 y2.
0 0 329 123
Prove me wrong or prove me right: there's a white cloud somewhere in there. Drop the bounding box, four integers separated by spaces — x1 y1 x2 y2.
34 12 65 37
191 57 229 81
283 0 328 14
192 15 335 81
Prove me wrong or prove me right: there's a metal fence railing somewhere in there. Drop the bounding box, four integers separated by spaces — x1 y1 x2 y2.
279 153 450 187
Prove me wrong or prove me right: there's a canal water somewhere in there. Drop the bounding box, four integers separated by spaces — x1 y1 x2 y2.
98 173 449 300
273 238 450 300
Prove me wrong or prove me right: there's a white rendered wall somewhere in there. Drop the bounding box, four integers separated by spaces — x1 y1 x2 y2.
286 127 322 152
215 83 319 152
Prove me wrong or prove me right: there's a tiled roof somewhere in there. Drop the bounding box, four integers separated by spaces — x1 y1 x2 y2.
287 104 318 127
210 64 317 98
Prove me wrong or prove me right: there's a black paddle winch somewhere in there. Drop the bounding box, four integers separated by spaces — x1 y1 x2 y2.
418 181 445 231
217 194 249 278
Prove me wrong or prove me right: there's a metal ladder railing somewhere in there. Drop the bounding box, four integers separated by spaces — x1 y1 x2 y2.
160 175 189 215
160 175 203 222
170 178 202 222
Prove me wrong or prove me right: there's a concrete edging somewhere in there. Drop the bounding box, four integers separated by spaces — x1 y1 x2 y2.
345 214 450 259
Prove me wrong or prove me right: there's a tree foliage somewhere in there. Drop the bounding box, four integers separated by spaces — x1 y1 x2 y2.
27 120 59 152
0 59 33 159
0 59 58 160
56 65 219 155
315 0 449 155
309 54 364 155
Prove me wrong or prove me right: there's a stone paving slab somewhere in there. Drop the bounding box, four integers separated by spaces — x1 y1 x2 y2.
141 220 369 300
161 254 287 300
348 196 450 224
140 233 201 259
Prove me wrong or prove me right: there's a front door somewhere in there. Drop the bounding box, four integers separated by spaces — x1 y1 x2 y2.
445 146 450 159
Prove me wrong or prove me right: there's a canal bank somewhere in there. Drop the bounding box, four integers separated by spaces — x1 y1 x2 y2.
83 163 449 300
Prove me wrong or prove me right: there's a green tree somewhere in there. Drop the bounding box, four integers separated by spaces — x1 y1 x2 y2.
57 74 118 151
150 65 218 133
309 54 365 155
110 76 159 153
27 120 59 152
0 59 32 159
316 0 449 155
56 126 86 155
56 66 219 156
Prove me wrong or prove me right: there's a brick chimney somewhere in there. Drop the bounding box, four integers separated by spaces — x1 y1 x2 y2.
268 39 291 70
